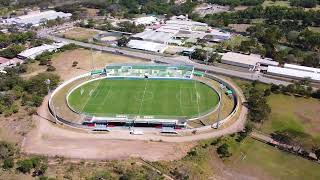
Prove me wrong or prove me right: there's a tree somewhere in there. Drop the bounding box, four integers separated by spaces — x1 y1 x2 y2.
315 149 320 160
209 52 222 63
0 141 15 160
0 45 25 59
117 36 129 47
191 48 207 61
247 87 271 122
217 143 231 157
312 89 320 99
3 157 14 169
88 170 114 180
17 159 33 173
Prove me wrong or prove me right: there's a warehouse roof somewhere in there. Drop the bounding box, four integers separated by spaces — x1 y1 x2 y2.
284 63 320 73
267 66 320 81
127 40 168 53
221 52 279 67
133 30 174 43
134 16 157 25
18 42 68 59
6 10 71 26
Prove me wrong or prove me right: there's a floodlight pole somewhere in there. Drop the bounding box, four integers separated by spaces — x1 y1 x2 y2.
89 38 94 71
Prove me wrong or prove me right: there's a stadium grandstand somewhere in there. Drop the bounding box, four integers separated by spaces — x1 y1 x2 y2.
105 64 194 79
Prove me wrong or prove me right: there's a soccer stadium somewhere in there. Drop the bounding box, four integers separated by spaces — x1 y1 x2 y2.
49 64 240 132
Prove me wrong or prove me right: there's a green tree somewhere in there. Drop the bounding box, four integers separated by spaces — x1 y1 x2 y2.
191 48 207 61
217 143 231 157
117 36 129 47
17 159 33 173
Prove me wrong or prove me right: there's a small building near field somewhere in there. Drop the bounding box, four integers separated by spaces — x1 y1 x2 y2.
127 40 168 53
221 52 278 69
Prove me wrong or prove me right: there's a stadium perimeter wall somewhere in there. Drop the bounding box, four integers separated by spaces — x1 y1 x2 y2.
48 72 242 133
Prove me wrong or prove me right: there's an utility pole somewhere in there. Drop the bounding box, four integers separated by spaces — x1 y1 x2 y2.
89 38 94 71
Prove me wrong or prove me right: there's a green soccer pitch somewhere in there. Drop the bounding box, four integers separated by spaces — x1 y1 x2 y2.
67 78 220 119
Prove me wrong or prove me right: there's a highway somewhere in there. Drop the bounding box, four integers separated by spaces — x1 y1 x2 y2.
41 33 292 86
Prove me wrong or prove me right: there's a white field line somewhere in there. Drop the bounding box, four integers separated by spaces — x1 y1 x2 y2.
101 86 112 105
138 79 148 115
194 81 201 116
179 84 184 114
80 80 102 112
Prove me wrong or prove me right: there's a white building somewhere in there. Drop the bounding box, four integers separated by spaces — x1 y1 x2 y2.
267 66 320 82
4 10 72 27
127 40 168 53
221 52 279 68
132 29 175 44
283 64 320 73
134 16 158 25
17 42 68 60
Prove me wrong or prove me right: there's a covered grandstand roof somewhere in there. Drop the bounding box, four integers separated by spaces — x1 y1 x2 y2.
127 40 168 53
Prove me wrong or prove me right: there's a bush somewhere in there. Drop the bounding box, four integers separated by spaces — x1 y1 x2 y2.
217 143 231 158
46 65 56 72
72 61 78 67
3 157 14 169
17 159 33 173
0 141 15 159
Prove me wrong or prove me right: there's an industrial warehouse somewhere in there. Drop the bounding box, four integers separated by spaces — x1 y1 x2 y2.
2 10 72 27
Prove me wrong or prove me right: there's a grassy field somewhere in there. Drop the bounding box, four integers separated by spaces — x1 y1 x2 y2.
229 138 320 180
60 27 99 42
261 94 320 147
68 79 219 118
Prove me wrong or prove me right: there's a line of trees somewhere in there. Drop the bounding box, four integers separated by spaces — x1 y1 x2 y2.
190 49 222 63
207 0 264 7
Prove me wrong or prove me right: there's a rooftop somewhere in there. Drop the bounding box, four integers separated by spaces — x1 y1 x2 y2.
132 30 174 43
284 63 320 73
267 66 320 81
221 52 279 66
0 57 10 64
127 40 168 53
6 10 71 26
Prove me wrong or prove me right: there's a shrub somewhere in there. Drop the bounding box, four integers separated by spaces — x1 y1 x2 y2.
217 143 231 158
3 157 14 169
46 65 56 72
17 159 33 173
72 61 78 67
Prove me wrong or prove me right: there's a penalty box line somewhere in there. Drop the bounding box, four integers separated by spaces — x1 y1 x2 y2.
80 80 102 112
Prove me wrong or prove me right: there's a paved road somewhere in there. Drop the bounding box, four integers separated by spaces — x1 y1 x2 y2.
40 33 292 86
